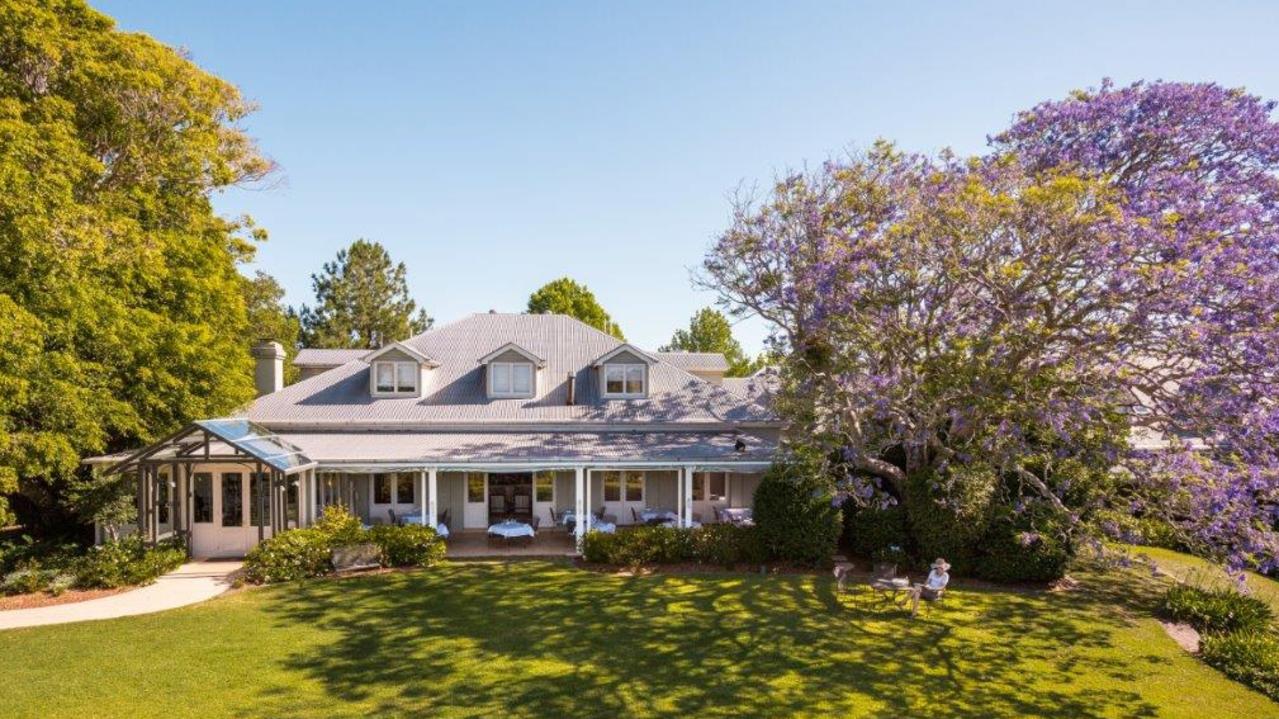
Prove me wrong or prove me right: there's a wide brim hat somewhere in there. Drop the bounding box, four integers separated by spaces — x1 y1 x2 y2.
932 558 951 571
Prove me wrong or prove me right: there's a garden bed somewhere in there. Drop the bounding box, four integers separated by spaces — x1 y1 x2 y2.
0 586 129 611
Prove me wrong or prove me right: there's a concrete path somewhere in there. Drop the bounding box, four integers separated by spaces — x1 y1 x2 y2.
0 560 241 631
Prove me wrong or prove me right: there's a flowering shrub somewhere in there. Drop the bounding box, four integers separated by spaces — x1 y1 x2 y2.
0 536 186 595
242 529 332 584
1201 631 1279 701
1163 584 1273 635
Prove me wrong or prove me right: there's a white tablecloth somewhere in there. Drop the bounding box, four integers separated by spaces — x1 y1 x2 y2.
399 514 451 538
719 507 754 525
640 508 680 523
561 511 616 535
488 520 535 539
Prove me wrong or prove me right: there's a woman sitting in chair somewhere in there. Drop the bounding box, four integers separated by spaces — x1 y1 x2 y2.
909 558 950 616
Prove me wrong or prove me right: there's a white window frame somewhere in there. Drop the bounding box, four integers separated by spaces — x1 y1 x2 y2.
533 471 556 503
602 363 647 398
489 361 534 398
372 361 418 396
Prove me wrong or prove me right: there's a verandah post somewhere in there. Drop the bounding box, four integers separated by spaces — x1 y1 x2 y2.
683 465 694 528
573 467 585 550
427 467 438 528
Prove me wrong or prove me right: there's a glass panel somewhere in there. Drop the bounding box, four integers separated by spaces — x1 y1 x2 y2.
709 473 727 501
249 473 269 527
221 473 243 527
157 472 170 524
467 473 485 503
396 473 415 504
376 363 395 392
374 475 393 504
197 419 258 442
491 364 511 393
193 473 213 523
605 366 625 394
286 482 298 525
395 363 417 393
512 363 532 393
603 471 621 502
692 473 706 501
625 366 645 395
625 471 644 501
534 472 554 502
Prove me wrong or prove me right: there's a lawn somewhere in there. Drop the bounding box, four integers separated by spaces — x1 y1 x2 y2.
0 556 1276 718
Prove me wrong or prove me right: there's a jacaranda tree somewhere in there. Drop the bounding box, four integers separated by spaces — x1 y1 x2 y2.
703 81 1279 574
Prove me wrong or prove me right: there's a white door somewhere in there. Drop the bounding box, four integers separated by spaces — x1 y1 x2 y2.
532 471 556 526
215 471 248 557
463 472 488 529
190 471 217 557
692 472 730 522
602 470 647 524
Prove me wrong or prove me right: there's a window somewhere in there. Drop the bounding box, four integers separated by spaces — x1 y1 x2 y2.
625 471 644 502
249 472 269 527
374 361 417 394
193 473 213 523
708 473 727 501
286 482 298 524
490 362 534 397
534 472 555 503
692 474 705 501
467 473 486 503
396 473 416 504
602 471 621 502
374 474 393 504
603 364 646 397
221 473 243 527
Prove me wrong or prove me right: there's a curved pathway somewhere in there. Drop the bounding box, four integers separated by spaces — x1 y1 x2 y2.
0 560 241 631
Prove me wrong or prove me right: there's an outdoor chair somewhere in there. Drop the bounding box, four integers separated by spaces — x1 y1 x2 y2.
912 586 946 617
833 562 855 593
692 512 703 523
631 508 642 524
387 508 398 526
548 507 559 524
439 508 451 530
595 506 608 520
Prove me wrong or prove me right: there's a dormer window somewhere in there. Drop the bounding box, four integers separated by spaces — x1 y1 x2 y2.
593 344 656 400
478 342 545 400
489 362 534 398
603 364 646 397
374 361 418 394
362 341 438 399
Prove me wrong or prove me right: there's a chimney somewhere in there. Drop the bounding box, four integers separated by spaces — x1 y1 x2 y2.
565 372 575 406
251 340 285 397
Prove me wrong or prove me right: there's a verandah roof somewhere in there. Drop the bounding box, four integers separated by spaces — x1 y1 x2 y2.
104 419 316 475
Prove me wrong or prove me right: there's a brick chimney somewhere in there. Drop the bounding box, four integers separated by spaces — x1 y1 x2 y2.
251 340 285 397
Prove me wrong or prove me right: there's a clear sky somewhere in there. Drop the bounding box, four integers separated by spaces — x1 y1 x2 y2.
95 0 1279 353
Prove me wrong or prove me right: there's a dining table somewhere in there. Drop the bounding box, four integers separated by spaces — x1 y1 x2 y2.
398 513 451 538
560 510 616 534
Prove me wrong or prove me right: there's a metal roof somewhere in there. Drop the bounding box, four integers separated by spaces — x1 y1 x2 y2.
293 348 366 367
279 429 778 466
655 352 730 372
249 313 777 426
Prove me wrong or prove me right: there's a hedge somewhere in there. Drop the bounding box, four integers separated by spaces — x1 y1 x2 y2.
753 460 841 567
0 536 187 596
1163 583 1274 635
243 506 446 584
581 524 767 568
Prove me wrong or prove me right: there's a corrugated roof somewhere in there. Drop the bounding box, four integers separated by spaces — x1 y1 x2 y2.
655 352 729 372
721 376 776 407
282 429 777 464
294 348 366 367
249 313 777 426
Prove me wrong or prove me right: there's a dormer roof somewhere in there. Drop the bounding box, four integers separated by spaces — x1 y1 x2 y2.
477 342 546 368
362 341 440 367
592 344 658 367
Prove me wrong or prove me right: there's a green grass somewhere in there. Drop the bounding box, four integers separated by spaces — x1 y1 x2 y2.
1 556 1277 718
1125 544 1279 611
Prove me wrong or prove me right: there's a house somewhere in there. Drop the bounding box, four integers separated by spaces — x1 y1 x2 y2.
101 312 782 557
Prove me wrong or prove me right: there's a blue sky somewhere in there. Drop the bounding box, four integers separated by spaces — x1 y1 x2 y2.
96 1 1279 353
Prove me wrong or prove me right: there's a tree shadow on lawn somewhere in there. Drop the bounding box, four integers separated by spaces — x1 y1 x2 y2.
245 560 1163 718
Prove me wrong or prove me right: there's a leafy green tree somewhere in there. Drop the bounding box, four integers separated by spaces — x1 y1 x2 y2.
0 0 272 530
527 277 624 338
300 239 432 349
660 307 761 376
244 271 301 384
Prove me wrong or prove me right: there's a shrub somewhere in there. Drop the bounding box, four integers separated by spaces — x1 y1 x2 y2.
753 460 841 566
842 502 909 559
581 530 621 564
904 465 995 575
609 526 693 566
690 523 767 567
2 567 56 596
243 528 333 584
1163 583 1274 635
369 524 446 568
312 505 365 545
72 536 186 589
1201 631 1279 701
973 502 1072 583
